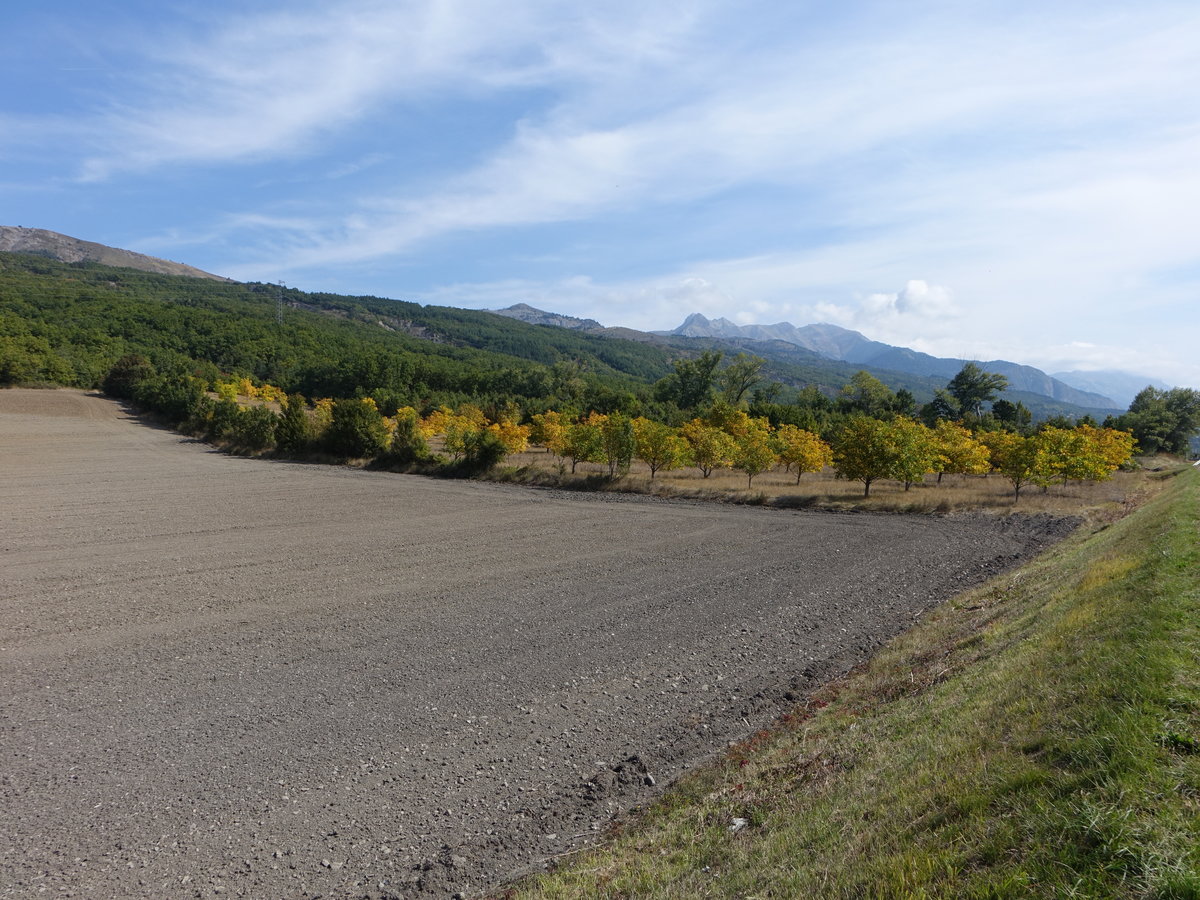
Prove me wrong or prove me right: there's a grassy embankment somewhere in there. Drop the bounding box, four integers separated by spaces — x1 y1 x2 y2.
503 466 1200 898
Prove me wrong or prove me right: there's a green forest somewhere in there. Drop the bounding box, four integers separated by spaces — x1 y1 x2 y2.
2 251 1198 476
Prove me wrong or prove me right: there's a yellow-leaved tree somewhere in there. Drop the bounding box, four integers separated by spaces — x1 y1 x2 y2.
486 421 531 454
236 376 258 399
887 417 939 490
311 398 335 438
530 411 567 453
931 420 991 483
732 418 777 488
772 424 833 484
1070 425 1136 482
979 431 1040 501
680 420 737 478
632 417 690 479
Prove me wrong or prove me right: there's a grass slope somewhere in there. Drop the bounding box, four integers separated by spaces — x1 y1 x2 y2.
506 469 1200 898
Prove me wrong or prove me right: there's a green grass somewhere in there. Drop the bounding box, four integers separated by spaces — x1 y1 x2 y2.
501 468 1200 899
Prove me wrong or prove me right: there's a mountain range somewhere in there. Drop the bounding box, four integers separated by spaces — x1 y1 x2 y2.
1049 370 1169 409
0 226 1151 414
664 313 1121 409
493 306 1140 412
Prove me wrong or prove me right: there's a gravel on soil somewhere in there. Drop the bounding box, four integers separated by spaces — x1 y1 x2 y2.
0 389 1077 899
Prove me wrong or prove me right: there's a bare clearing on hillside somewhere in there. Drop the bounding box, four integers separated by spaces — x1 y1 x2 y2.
0 390 1075 899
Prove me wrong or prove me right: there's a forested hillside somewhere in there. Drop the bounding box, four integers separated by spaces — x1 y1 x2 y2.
0 252 670 414
0 251 1122 424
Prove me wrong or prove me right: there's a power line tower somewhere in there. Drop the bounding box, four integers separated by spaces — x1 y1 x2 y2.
276 281 285 326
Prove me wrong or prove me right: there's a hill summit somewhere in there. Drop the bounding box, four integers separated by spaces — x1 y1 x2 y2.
0 226 231 281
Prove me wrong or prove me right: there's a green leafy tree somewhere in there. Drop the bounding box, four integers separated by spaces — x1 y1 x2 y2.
892 388 918 418
324 398 390 458
389 406 429 463
889 417 938 490
132 373 205 423
102 354 156 400
654 350 723 411
457 428 508 473
832 416 896 497
837 371 896 418
562 416 605 473
442 418 481 460
206 397 243 440
275 394 312 454
796 385 833 414
991 398 1033 432
1116 386 1200 455
718 353 765 405
919 389 960 426
232 405 278 451
947 363 1008 418
599 412 636 477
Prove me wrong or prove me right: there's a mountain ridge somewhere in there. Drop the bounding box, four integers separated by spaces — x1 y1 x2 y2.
1051 369 1169 410
0 227 1133 414
668 312 1119 410
0 226 231 282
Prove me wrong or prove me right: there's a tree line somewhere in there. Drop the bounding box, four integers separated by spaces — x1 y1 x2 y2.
4 252 1196 477
100 352 1138 501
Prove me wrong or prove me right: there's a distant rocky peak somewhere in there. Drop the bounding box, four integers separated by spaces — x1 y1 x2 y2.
672 313 745 338
490 303 603 331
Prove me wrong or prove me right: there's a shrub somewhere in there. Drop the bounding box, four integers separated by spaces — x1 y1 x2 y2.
102 354 155 400
454 428 509 474
388 408 430 464
323 397 390 458
275 394 313 455
132 373 205 424
232 405 278 451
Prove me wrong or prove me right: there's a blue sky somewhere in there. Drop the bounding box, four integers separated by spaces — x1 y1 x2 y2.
5 1 1200 387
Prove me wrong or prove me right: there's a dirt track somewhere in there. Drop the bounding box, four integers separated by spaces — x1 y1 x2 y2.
0 390 1075 899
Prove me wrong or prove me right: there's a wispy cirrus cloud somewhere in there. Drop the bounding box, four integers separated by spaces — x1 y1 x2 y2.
214 1 1200 270
72 0 714 180
7 0 1200 385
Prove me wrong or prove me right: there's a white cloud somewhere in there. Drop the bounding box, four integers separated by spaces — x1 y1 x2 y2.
862 281 956 320
209 2 1200 282
69 0 714 181
13 0 1200 386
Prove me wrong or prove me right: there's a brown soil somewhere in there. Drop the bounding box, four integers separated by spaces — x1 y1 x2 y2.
0 390 1077 899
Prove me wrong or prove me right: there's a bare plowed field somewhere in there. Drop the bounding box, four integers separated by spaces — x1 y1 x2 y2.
0 390 1074 898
